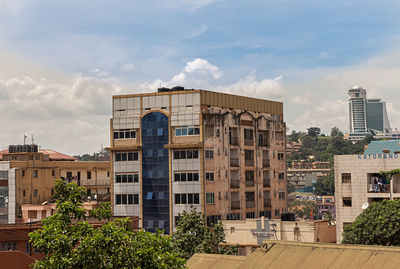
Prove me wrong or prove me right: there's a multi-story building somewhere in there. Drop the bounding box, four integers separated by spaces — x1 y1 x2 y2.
108 87 287 234
334 140 400 243
287 161 331 191
348 86 391 141
0 145 111 224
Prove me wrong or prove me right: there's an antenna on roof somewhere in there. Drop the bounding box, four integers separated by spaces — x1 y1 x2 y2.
31 135 35 145
23 134 27 145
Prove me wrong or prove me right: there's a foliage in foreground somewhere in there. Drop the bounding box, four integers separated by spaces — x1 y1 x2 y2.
342 199 400 246
173 206 237 259
29 179 185 269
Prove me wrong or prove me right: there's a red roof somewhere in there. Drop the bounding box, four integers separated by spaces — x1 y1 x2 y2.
0 149 77 161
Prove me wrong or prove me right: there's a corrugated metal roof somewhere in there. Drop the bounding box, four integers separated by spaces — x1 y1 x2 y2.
364 140 400 155
187 241 400 269
0 149 77 161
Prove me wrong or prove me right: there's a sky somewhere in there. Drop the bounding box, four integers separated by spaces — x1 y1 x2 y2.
1 0 400 155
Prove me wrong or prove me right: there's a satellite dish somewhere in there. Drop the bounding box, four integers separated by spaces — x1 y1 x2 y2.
362 202 369 210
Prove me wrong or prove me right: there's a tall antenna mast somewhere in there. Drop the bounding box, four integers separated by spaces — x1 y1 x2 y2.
23 134 27 145
31 134 35 145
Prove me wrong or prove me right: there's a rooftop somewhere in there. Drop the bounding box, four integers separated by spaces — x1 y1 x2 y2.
364 140 400 155
0 148 77 161
187 240 400 269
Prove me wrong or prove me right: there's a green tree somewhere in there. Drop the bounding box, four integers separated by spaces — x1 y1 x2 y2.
287 181 297 194
342 199 400 245
307 127 321 138
313 171 335 195
288 200 318 219
330 127 344 137
30 179 185 269
173 207 235 259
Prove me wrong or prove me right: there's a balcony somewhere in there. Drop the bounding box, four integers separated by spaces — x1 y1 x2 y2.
231 201 240 210
244 138 253 146
262 159 270 168
245 180 255 187
264 199 272 207
245 159 254 167
368 184 389 193
230 180 240 188
230 158 239 167
263 179 271 188
246 201 255 209
230 137 239 146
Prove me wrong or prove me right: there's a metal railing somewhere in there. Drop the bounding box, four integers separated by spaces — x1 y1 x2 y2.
263 179 271 187
245 180 255 187
244 138 253 146
230 158 239 167
264 199 272 207
230 137 239 145
368 183 390 193
245 159 254 167
246 201 255 208
230 180 240 188
231 201 240 210
262 159 270 168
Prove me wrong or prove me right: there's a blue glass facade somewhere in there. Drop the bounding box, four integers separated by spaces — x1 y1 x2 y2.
141 112 170 233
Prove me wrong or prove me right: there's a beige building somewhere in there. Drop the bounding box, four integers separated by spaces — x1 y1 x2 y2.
223 218 335 246
335 153 400 243
0 146 110 224
108 87 287 234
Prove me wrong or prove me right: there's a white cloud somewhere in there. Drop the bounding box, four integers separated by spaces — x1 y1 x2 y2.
216 74 285 101
288 99 348 134
290 92 312 105
142 58 222 89
121 63 137 72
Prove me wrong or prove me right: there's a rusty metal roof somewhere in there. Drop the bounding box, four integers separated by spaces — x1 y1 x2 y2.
187 241 400 269
0 148 77 161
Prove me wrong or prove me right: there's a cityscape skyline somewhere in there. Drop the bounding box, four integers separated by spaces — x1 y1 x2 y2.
1 1 400 154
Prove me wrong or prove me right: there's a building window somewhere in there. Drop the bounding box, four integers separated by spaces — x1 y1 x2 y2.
174 172 199 182
205 149 214 159
87 171 92 179
51 170 55 177
174 193 200 204
277 152 284 160
2 242 17 251
23 190 26 197
278 172 285 180
343 197 352 207
66 171 72 178
206 193 215 204
206 215 221 226
107 171 110 177
246 212 256 219
28 210 37 219
115 152 139 162
22 170 25 177
205 172 214 182
33 170 38 178
244 129 253 140
227 213 240 220
113 129 136 139
342 173 351 183
115 194 139 205
278 191 285 200
259 211 271 218
175 126 200 136
115 173 139 183
275 209 280 217
173 149 199 160
33 190 38 197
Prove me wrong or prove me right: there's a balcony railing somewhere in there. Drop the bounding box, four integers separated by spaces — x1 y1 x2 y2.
262 159 270 168
259 140 269 147
246 201 255 208
230 180 240 188
230 137 239 146
263 179 271 188
230 158 239 167
245 180 254 187
245 159 254 167
231 201 240 210
244 138 253 146
264 199 272 207
368 183 390 193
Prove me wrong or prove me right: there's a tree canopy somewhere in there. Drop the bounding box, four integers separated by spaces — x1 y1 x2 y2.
342 199 400 246
173 206 236 259
288 200 318 219
29 179 185 269
313 170 335 195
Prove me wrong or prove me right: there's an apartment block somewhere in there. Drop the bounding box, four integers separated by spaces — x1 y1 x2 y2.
335 141 400 242
0 145 111 224
109 88 287 234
